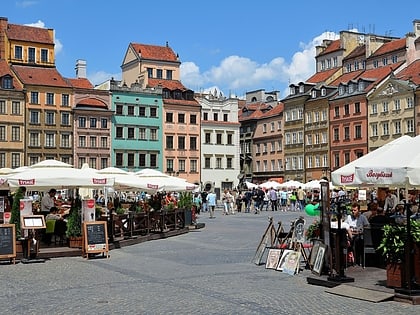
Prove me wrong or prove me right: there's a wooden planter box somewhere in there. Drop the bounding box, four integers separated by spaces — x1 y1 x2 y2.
68 236 83 248
386 262 404 288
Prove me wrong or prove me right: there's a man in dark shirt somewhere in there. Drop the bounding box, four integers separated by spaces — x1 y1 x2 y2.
369 207 390 267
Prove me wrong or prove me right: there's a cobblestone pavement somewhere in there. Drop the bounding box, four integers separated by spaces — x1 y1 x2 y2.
0 209 419 314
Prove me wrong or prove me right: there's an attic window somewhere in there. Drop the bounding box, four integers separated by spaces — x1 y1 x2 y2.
321 88 326 96
1 76 12 89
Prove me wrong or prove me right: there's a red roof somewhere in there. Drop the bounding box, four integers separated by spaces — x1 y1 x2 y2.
12 65 71 87
329 70 364 86
130 43 178 62
6 23 54 44
0 60 23 90
76 98 108 108
148 78 187 90
67 78 94 89
370 38 406 57
307 68 340 84
343 44 365 60
396 60 420 84
317 40 342 56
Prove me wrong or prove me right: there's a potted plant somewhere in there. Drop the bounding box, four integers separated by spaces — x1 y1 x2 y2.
305 220 321 241
377 220 420 288
66 203 82 248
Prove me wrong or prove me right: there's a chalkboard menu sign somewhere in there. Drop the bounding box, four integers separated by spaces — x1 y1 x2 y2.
83 221 109 258
0 224 16 264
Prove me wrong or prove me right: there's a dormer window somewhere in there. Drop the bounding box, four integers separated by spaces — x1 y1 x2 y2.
321 88 326 96
1 76 13 89
311 90 317 98
290 86 296 95
299 85 304 93
338 85 344 95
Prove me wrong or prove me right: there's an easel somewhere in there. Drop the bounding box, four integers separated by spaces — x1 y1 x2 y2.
252 217 280 265
277 217 311 269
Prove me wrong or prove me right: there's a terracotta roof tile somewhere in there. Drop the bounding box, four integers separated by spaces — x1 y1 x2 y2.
370 38 406 57
12 65 71 87
329 70 364 86
343 44 366 60
131 43 178 62
6 23 54 44
260 102 284 117
307 68 340 83
0 60 23 90
317 40 342 56
148 78 187 91
67 78 94 89
396 60 420 85
163 98 200 107
75 98 108 108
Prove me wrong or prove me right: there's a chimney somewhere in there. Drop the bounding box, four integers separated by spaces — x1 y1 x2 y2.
75 59 87 79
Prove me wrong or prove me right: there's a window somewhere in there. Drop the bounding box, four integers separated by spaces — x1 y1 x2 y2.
355 125 362 139
203 112 208 120
166 112 173 122
345 152 350 164
12 101 20 115
90 118 97 128
150 129 157 141
344 104 350 115
190 136 197 150
333 128 339 141
116 127 123 138
79 136 86 147
394 121 401 134
178 113 185 123
205 133 211 144
45 133 55 147
372 104 378 114
149 154 157 168
147 68 153 78
2 76 12 89
30 91 39 104
150 107 157 117
166 70 172 80
137 107 145 117
0 100 5 114
89 158 97 169
407 97 414 108
139 154 146 167
190 160 197 172
61 134 70 148
116 153 123 167
41 49 48 63
116 105 123 115
166 136 174 149
382 122 389 135
205 157 211 168
90 136 97 147
101 118 107 129
61 112 70 125
216 157 222 169
100 137 107 148
166 159 174 172
127 106 135 116
216 133 222 145
128 127 135 139
227 134 233 145
139 128 146 140
62 94 69 107
263 124 267 133
14 46 22 59
178 136 185 149
45 112 55 125
371 124 378 136
190 114 196 124
334 106 339 117
28 47 35 63
101 158 107 169
383 57 388 65
354 102 361 113
0 126 5 141
394 99 401 111
29 132 40 146
79 117 86 128
127 153 134 167
11 126 20 141
11 153 20 168
227 157 233 169
223 114 228 122
213 113 218 121
156 69 163 79
407 119 414 133
179 160 186 172
382 101 389 113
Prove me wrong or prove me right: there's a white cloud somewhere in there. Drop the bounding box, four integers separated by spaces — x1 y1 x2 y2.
88 71 121 86
17 1 37 8
24 20 63 55
181 31 340 98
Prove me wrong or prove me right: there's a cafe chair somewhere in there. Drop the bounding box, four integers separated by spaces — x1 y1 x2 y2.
363 228 376 268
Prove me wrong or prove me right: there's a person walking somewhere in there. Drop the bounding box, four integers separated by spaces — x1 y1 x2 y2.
200 190 208 212
297 186 305 211
269 187 278 211
206 190 217 219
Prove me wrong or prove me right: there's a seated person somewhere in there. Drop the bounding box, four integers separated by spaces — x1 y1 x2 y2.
45 207 67 245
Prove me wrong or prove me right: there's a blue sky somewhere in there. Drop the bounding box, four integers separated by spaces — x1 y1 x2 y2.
3 1 420 99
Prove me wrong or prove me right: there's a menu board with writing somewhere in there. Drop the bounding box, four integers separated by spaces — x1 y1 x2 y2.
83 221 109 258
0 224 16 263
